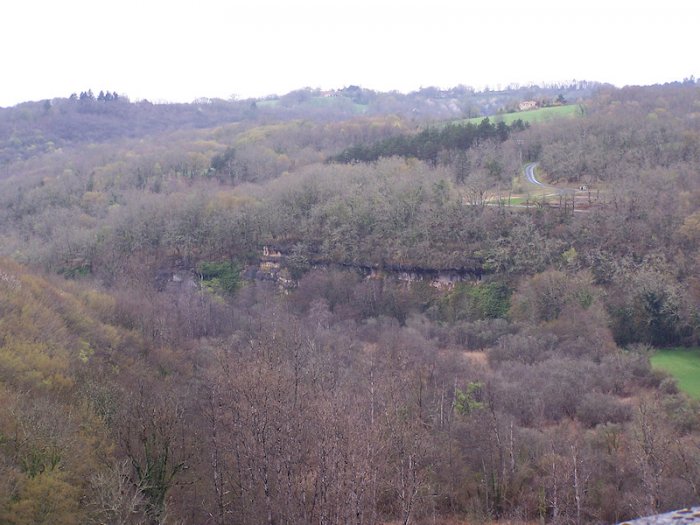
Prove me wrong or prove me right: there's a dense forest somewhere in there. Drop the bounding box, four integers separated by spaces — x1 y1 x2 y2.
1 80 700 524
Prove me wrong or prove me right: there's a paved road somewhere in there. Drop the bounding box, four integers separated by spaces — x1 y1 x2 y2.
524 162 575 195
524 162 546 187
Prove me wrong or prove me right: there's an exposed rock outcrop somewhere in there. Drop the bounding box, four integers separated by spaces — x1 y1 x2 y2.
618 507 700 525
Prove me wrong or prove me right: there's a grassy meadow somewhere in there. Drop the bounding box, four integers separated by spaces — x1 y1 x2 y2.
651 347 700 398
465 104 582 125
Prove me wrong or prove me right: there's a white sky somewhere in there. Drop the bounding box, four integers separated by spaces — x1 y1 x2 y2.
1 0 698 107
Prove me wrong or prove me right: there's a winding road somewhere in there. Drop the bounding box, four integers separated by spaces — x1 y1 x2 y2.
524 162 575 195
521 161 594 214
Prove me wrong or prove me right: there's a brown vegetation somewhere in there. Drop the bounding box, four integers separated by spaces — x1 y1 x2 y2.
1 81 700 524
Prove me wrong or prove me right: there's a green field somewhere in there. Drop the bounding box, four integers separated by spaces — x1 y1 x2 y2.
463 104 582 126
651 347 700 398
486 195 536 206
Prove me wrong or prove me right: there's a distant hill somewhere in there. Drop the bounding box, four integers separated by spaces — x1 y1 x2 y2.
0 97 254 165
0 82 603 166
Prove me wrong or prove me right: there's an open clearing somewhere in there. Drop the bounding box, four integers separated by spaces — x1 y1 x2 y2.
651 347 700 398
463 104 581 125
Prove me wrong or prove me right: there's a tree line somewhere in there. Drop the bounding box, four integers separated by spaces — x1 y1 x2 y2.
68 89 121 102
327 118 527 165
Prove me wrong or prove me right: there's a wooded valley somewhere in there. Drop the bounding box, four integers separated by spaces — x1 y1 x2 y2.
1 81 700 524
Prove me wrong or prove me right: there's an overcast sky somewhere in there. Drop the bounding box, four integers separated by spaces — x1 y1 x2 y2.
1 0 697 107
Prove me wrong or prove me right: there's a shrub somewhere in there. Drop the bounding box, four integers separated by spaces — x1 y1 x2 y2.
576 392 632 428
197 261 241 295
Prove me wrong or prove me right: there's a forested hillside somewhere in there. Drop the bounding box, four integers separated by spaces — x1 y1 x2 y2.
1 81 700 524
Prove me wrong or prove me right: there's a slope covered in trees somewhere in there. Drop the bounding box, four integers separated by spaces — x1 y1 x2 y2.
0 258 150 523
327 118 527 165
1 81 700 524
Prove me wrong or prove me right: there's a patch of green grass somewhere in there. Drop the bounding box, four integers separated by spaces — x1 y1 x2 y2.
485 195 528 205
651 347 700 398
463 104 582 126
504 196 528 205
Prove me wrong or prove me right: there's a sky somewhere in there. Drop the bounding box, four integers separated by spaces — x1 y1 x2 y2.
1 0 698 107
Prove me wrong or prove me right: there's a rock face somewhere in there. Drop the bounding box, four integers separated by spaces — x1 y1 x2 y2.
152 254 200 292
154 248 483 294
618 507 700 524
256 246 481 290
